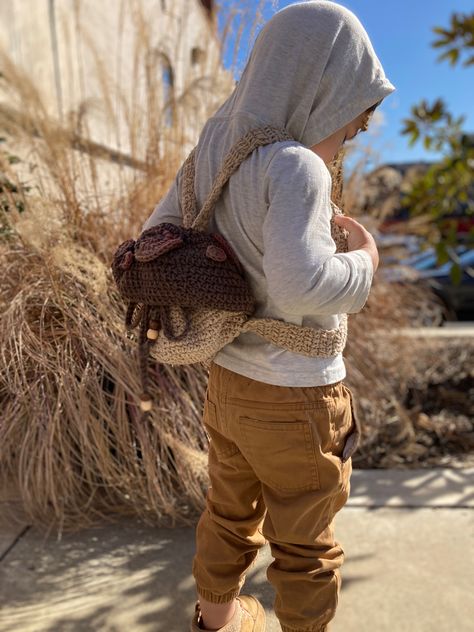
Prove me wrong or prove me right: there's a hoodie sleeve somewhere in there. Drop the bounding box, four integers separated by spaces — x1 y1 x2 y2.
140 165 184 233
262 145 374 316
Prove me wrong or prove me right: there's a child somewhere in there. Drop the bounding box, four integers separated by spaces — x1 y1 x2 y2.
142 2 395 630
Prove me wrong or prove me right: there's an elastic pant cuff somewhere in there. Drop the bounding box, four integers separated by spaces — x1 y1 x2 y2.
196 585 241 604
280 625 328 632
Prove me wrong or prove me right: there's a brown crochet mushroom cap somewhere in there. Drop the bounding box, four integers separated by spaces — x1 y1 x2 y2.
112 222 256 313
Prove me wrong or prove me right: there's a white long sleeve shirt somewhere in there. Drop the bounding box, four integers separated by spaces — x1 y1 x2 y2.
141 139 374 387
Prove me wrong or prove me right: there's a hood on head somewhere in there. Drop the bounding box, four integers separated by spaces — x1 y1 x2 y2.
212 0 395 146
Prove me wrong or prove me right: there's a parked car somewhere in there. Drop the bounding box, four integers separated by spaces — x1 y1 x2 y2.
374 232 421 252
401 244 469 272
421 249 474 318
380 245 474 320
374 232 421 265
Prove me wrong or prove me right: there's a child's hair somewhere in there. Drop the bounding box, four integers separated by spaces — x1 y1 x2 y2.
360 99 383 131
366 100 382 114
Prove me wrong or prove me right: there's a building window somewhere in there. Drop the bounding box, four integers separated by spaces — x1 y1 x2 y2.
199 0 213 15
191 47 206 66
161 57 174 127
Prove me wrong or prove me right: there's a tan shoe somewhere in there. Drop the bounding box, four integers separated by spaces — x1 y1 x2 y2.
190 595 266 631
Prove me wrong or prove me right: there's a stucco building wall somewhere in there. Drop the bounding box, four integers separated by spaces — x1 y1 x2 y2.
0 0 233 161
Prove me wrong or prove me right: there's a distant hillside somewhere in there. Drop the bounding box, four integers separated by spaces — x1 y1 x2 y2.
355 154 472 236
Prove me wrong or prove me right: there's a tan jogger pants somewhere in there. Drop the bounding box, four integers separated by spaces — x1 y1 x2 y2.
192 361 361 632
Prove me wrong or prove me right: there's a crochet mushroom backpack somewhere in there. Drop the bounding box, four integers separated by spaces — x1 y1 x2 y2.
111 125 349 415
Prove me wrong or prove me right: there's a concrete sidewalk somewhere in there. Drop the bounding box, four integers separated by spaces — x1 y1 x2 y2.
1 469 473 632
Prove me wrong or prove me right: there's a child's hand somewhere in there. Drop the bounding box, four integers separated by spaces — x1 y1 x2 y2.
333 215 379 273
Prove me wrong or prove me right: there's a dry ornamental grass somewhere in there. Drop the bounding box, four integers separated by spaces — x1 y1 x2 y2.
0 1 472 536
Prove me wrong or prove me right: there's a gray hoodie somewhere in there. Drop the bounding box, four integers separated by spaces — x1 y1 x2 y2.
141 1 396 386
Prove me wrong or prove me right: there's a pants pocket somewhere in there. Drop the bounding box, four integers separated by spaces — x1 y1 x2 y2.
306 386 360 471
238 415 321 491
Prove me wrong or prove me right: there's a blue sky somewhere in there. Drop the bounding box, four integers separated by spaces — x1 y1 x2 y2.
217 0 474 170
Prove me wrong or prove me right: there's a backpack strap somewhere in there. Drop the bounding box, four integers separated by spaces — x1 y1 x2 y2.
186 125 293 231
241 313 348 356
181 147 198 229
